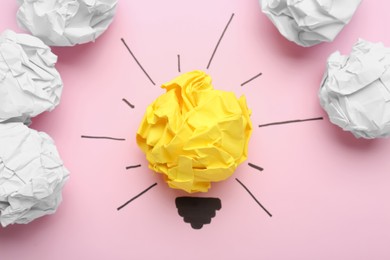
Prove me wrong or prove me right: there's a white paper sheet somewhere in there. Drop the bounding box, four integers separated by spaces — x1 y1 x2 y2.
319 39 390 139
259 0 362 47
0 30 63 124
17 0 118 46
0 123 69 227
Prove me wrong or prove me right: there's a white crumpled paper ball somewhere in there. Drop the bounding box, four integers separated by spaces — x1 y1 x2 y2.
0 123 69 227
319 39 390 139
17 0 118 46
0 30 63 124
259 0 362 47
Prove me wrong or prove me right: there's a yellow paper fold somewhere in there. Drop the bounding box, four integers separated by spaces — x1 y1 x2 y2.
136 70 252 193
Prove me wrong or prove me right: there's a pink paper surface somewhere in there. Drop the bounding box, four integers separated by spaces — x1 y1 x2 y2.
1 0 390 259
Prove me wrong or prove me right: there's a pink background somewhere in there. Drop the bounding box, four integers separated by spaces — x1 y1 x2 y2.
1 0 390 259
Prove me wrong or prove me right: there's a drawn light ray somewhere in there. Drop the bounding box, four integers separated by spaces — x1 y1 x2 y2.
248 162 264 172
259 117 324 128
206 13 235 69
122 98 135 109
177 54 181 73
81 135 126 141
241 72 263 86
235 178 272 217
117 183 158 211
121 38 156 86
125 164 142 170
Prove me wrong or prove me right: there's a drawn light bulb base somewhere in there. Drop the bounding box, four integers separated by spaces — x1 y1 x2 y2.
175 197 222 230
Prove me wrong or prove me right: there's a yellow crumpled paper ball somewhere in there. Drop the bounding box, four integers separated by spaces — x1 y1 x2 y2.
136 70 252 193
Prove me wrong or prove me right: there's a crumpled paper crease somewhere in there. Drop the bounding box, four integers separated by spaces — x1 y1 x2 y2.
0 123 69 227
17 0 118 46
0 30 63 124
319 39 390 138
137 71 252 193
260 0 362 47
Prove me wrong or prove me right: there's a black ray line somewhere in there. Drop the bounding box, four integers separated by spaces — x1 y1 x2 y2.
117 183 158 211
81 135 126 141
259 117 324 128
248 162 264 172
235 178 272 217
206 13 235 69
126 164 142 170
121 38 156 86
122 98 135 109
241 72 262 86
177 54 181 72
